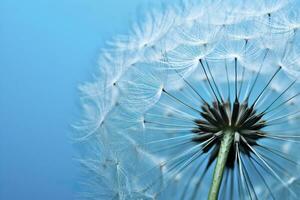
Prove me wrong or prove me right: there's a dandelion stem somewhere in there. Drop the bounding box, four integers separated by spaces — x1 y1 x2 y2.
208 130 234 200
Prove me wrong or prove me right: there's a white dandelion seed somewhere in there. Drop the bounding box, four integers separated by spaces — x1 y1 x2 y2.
76 0 300 199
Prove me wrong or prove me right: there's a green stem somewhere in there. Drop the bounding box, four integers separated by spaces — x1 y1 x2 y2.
208 130 234 200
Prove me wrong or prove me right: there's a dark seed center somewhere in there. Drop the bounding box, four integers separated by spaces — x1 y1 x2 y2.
192 99 266 167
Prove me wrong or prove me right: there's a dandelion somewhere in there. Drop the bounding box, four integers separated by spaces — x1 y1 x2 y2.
76 0 300 199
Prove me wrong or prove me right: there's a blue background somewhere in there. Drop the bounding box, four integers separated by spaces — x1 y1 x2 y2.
0 0 165 199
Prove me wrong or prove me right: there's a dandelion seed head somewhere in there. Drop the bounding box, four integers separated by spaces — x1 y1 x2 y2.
76 0 300 199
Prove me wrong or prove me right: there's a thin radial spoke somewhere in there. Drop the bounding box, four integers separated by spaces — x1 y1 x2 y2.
238 67 246 99
256 133 300 144
261 152 295 180
140 136 215 189
252 66 281 107
162 88 201 113
149 140 194 154
225 59 231 102
144 150 200 194
258 150 294 179
147 141 212 197
174 68 208 103
237 144 253 200
240 154 258 200
265 109 300 123
268 117 300 128
141 138 214 192
140 143 202 192
146 134 196 145
223 168 233 200
219 168 229 200
248 156 276 200
265 119 300 127
190 158 210 200
265 92 300 115
199 59 220 102
144 120 197 128
262 79 297 113
275 128 300 135
241 136 297 198
246 49 269 101
205 59 224 102
230 168 234 200
260 133 300 138
145 112 195 124
179 155 208 200
243 70 254 101
257 145 300 167
143 126 194 132
156 102 197 120
235 57 238 101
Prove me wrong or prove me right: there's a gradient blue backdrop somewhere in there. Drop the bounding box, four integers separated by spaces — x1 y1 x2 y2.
0 0 167 199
